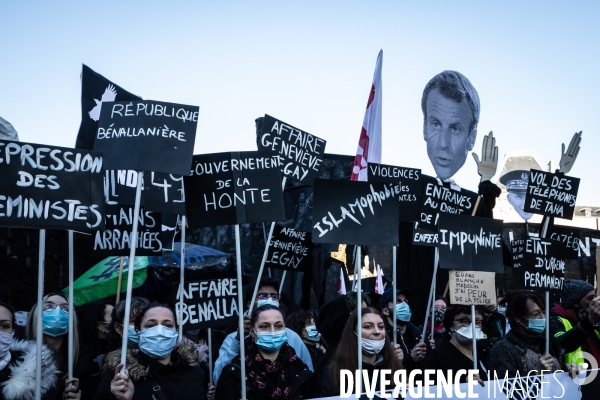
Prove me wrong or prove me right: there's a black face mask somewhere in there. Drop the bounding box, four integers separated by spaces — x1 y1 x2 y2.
578 306 588 321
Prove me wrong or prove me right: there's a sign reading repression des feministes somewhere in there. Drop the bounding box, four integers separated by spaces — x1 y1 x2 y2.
93 204 162 256
523 170 580 220
0 139 105 232
184 152 285 228
175 278 239 329
265 226 312 272
94 101 198 176
312 179 399 246
367 162 421 222
511 237 574 292
438 214 504 273
259 115 326 184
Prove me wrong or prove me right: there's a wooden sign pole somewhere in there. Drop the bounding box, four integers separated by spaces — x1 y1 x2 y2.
279 270 287 294
208 327 213 385
356 245 362 394
119 171 144 371
68 230 74 382
116 256 125 304
422 248 439 341
471 305 478 370
540 217 551 355
234 224 247 398
35 229 46 400
178 215 186 341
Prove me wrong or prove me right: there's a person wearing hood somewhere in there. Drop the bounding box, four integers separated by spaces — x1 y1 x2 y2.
0 301 60 400
550 280 600 366
215 304 312 400
213 278 312 385
95 302 206 400
379 288 430 371
422 304 487 386
26 293 82 399
315 307 404 397
487 291 562 378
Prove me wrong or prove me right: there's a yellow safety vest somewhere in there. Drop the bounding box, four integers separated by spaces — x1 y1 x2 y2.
556 317 600 365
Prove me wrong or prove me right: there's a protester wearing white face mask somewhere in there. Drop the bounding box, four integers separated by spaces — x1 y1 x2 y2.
94 303 206 400
315 308 404 398
422 305 487 386
487 291 562 378
0 301 60 399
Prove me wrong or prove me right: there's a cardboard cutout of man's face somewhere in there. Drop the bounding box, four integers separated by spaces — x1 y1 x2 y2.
507 191 533 221
423 88 477 180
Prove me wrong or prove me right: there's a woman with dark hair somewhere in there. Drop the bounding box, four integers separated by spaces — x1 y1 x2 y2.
487 290 562 377
105 297 151 353
26 293 82 399
422 305 487 385
0 301 60 399
95 302 206 400
285 310 326 370
316 307 403 397
215 304 312 400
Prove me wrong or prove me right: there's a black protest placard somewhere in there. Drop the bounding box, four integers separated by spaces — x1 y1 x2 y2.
418 175 478 233
93 204 162 256
259 115 326 184
175 278 239 329
75 64 142 151
185 152 285 228
511 238 568 292
412 226 438 247
265 227 312 272
548 225 581 258
367 162 421 222
0 140 105 232
105 170 186 215
524 170 580 220
312 179 399 246
94 101 198 176
438 214 504 273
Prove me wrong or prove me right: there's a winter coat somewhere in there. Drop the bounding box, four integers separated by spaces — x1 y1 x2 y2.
94 342 206 400
316 357 390 398
384 318 429 371
0 339 59 400
422 337 488 383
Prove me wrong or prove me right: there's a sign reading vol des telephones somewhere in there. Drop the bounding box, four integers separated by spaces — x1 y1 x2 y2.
0 139 105 232
523 170 580 220
94 101 198 176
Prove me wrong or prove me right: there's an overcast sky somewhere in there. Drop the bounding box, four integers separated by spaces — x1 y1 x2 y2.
2 1 598 204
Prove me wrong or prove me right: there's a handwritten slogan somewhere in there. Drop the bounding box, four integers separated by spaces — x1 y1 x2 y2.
438 214 504 273
175 278 239 329
259 115 326 184
449 270 496 306
184 152 285 227
511 238 572 292
94 101 198 175
524 170 580 219
0 140 105 232
266 227 312 272
312 179 399 246
367 162 421 221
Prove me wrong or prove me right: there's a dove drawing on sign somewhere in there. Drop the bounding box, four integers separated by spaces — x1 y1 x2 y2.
88 84 117 121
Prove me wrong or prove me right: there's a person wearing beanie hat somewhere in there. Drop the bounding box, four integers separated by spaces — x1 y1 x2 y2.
550 279 600 366
378 287 431 372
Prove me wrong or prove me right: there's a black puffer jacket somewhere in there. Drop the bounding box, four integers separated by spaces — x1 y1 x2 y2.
94 343 205 400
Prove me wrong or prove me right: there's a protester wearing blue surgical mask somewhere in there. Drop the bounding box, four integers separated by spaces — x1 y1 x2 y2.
285 310 327 370
213 277 313 385
97 302 206 400
379 287 431 372
215 304 312 400
26 293 81 399
487 291 561 379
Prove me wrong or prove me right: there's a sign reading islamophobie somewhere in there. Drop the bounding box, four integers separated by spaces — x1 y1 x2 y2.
511 238 568 292
259 115 326 184
418 175 478 233
93 204 162 256
105 170 186 215
449 270 496 306
184 152 285 227
523 170 580 220
265 227 312 272
175 278 239 329
367 162 421 221
94 101 198 176
312 179 399 246
438 214 504 273
0 140 105 232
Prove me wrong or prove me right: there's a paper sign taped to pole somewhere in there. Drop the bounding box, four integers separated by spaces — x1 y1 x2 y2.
449 270 496 306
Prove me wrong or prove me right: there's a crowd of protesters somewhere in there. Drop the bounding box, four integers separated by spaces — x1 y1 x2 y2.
1 277 599 399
